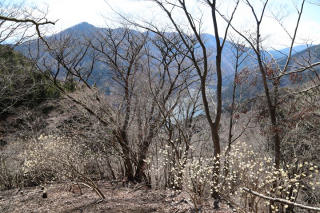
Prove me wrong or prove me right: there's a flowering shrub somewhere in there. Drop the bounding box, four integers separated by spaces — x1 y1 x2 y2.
147 141 320 211
22 134 106 198
24 135 85 181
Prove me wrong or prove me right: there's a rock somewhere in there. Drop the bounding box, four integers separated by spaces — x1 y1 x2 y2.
0 139 7 147
42 192 48 198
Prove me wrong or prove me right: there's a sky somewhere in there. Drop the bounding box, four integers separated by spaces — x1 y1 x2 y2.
26 0 320 49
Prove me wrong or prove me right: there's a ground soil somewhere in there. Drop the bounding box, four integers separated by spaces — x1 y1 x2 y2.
0 181 234 213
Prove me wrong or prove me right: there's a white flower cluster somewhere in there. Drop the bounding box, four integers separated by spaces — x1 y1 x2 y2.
147 141 320 211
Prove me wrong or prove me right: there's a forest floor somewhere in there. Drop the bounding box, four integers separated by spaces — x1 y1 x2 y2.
0 181 234 213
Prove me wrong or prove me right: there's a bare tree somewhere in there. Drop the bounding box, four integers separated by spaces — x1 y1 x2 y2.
0 0 54 45
225 39 249 154
140 0 239 203
31 22 197 185
0 1 54 114
220 0 311 169
215 1 320 210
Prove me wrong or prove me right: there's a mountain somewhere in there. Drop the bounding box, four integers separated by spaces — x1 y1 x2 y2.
200 33 235 74
276 44 320 86
284 44 320 62
0 44 62 117
16 22 113 92
16 22 319 95
16 23 244 88
61 22 96 34
268 44 312 60
222 43 320 105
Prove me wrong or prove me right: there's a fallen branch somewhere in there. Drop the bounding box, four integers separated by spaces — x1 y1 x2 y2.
242 187 320 211
77 181 106 200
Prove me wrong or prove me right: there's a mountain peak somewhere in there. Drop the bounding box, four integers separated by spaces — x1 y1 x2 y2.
59 22 96 36
70 22 95 30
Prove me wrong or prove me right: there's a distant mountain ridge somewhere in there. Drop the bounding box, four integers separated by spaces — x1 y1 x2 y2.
16 22 317 91
268 44 313 60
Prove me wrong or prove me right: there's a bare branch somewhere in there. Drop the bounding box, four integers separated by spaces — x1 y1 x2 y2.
0 14 55 45
281 0 306 74
242 188 320 211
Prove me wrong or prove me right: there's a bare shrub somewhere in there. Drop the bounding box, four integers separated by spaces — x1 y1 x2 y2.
0 140 32 190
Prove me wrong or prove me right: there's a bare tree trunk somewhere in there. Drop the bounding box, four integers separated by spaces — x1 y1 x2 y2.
116 130 135 182
134 120 157 184
257 55 281 169
134 142 150 184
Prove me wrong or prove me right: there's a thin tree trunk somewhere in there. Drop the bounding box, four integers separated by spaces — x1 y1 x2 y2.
134 123 156 184
115 130 135 182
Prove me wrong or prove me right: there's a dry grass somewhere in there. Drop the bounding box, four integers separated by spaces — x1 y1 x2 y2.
0 181 233 213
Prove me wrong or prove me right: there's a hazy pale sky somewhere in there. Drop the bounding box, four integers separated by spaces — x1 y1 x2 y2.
28 0 320 49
